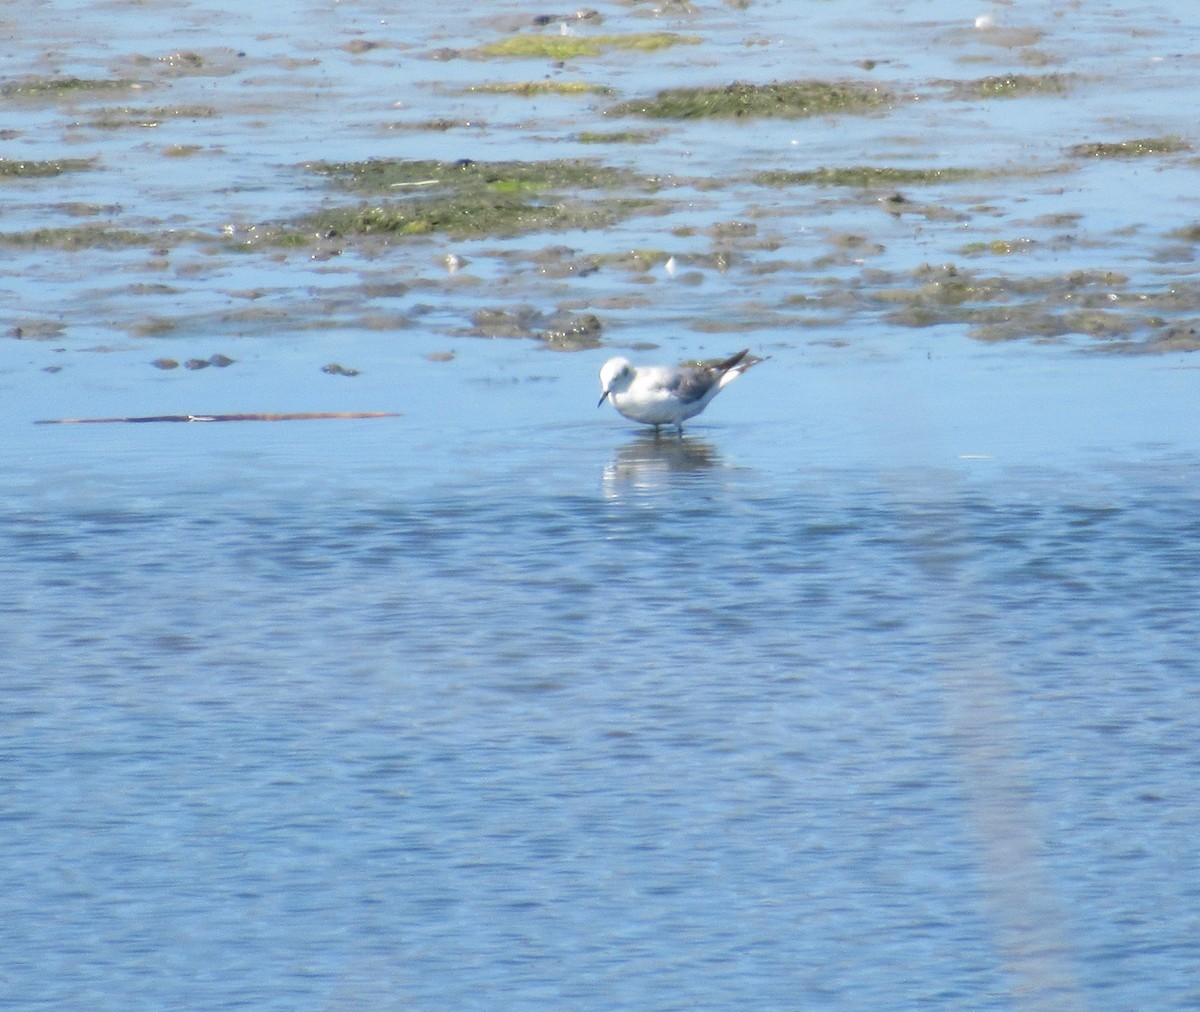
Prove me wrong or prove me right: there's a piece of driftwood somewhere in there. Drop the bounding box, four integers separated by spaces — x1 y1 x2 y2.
35 412 401 425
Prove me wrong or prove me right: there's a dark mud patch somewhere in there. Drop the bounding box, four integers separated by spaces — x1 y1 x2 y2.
162 144 206 158
607 79 892 119
383 117 487 133
9 320 67 341
308 157 642 194
81 105 218 130
541 311 603 350
464 81 613 97
116 293 415 340
0 225 171 249
129 316 178 337
0 77 148 100
1093 320 1200 355
867 263 1200 348
1066 136 1192 159
1168 223 1200 244
577 129 660 144
340 39 408 56
754 166 985 188
942 73 1073 99
460 306 603 350
122 49 247 79
183 353 235 370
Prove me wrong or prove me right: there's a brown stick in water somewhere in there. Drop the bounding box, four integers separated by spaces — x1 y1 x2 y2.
35 412 401 425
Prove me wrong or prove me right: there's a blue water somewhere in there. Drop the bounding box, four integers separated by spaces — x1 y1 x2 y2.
3 346 1200 1007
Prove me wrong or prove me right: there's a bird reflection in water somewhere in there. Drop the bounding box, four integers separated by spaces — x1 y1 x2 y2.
602 431 724 490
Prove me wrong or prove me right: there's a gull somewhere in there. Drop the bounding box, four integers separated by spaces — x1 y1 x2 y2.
597 349 766 434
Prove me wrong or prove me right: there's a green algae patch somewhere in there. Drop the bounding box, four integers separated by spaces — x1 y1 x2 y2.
297 157 657 240
608 80 891 120
0 225 163 249
950 73 1070 98
577 130 657 144
1 77 146 100
1067 136 1191 159
308 157 638 194
0 157 98 179
755 166 982 187
958 237 1037 257
473 32 700 60
466 81 612 96
297 197 644 239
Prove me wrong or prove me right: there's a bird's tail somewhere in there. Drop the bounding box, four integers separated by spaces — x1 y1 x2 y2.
715 349 769 388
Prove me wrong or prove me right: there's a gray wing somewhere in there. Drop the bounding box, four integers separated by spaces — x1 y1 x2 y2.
664 365 720 404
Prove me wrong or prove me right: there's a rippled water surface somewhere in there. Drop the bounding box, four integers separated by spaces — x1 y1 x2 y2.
4 0 1200 1007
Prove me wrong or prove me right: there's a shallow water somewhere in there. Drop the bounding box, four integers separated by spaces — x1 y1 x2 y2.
4 0 1200 1008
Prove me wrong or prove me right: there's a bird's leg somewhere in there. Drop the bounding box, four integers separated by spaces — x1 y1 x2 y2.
653 423 661 439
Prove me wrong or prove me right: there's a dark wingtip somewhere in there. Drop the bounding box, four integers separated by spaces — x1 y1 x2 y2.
715 349 751 372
